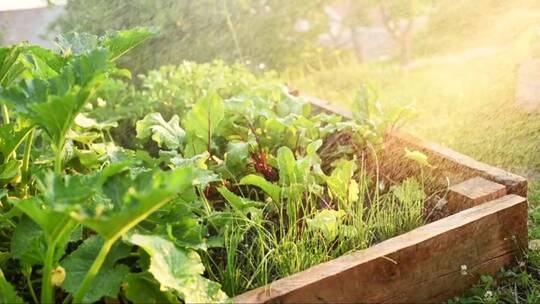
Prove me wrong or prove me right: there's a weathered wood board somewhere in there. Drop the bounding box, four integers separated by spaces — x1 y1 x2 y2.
447 177 507 214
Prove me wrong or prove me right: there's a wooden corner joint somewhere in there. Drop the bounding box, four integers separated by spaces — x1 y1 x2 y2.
447 177 507 215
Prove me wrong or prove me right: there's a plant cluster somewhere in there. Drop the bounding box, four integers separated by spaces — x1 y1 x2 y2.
0 29 431 303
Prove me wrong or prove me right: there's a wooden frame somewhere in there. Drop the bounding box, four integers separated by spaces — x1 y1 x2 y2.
233 97 528 303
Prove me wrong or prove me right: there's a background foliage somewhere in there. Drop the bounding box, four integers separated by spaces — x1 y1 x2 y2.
52 0 328 74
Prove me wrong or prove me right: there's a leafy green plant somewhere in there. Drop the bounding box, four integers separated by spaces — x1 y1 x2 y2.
0 28 154 174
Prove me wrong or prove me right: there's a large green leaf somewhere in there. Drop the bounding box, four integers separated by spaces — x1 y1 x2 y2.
148 199 209 250
25 45 65 77
36 170 102 210
0 268 23 304
56 32 99 56
10 216 47 266
274 89 311 117
1 48 110 152
74 113 118 131
123 272 177 304
239 174 281 203
0 78 50 114
102 27 157 61
14 198 78 255
12 169 107 245
183 93 224 156
169 152 210 170
277 146 297 185
61 235 130 303
126 234 228 303
28 92 87 151
0 160 21 186
0 124 32 162
217 187 263 217
62 47 109 88
136 113 185 149
0 44 25 88
223 141 250 176
56 28 155 62
73 166 211 241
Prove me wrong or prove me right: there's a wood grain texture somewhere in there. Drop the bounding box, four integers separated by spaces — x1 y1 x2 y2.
447 177 508 214
233 195 527 303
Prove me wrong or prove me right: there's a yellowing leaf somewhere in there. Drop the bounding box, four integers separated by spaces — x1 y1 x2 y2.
126 234 228 303
136 112 185 149
306 209 346 240
404 148 431 167
325 159 359 207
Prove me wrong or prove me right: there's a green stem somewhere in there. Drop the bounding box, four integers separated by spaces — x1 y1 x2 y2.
1 104 10 125
25 267 39 304
22 128 35 196
1 104 16 160
72 238 115 303
41 245 56 304
54 147 63 174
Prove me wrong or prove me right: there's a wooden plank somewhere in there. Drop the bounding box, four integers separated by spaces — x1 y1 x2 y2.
389 132 528 197
447 177 507 214
233 195 527 303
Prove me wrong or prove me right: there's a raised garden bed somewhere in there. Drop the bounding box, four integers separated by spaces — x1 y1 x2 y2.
233 97 528 303
0 34 528 303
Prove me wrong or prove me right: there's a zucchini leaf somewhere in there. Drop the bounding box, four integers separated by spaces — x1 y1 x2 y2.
126 234 228 303
0 268 23 304
56 27 156 62
0 160 21 186
123 272 178 304
61 235 130 303
10 216 47 266
0 124 32 162
12 169 100 250
72 166 214 241
102 27 157 61
1 48 110 152
136 113 185 149
0 44 25 88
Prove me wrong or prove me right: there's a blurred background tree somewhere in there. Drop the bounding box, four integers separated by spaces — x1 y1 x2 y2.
315 0 436 65
51 0 328 74
376 0 435 65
